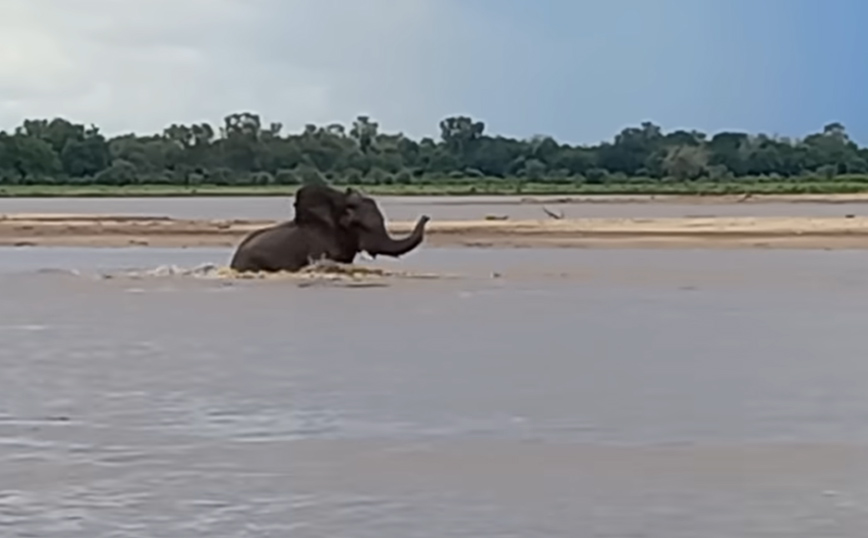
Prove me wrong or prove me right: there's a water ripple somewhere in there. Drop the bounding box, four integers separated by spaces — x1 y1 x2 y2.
2 247 868 535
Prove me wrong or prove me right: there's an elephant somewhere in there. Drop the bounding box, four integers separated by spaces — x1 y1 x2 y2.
228 183 430 272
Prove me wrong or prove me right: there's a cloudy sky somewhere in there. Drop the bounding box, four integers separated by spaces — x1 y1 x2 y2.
0 0 864 143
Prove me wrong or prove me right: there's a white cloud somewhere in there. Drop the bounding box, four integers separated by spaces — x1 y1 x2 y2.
0 0 472 138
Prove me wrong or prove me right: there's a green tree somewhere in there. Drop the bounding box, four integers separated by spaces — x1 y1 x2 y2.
0 113 864 189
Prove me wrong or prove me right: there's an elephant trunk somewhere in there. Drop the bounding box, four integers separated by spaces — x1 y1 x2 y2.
363 215 430 257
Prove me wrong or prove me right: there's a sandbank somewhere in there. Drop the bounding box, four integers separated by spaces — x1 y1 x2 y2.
426 193 868 206
3 213 868 249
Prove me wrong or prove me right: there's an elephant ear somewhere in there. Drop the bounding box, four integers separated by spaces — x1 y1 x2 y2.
295 186 341 229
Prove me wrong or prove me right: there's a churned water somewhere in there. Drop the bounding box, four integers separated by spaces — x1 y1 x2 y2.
2 246 868 536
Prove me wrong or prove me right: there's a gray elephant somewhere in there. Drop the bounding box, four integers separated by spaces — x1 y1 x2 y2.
229 183 430 272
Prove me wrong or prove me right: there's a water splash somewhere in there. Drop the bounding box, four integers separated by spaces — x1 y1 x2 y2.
107 259 449 286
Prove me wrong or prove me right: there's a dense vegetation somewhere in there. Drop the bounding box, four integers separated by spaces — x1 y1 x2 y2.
0 112 866 195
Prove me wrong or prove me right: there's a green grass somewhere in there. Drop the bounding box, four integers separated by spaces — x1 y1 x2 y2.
2 181 868 197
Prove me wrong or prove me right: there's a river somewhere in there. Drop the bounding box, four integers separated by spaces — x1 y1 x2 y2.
1 245 868 536
2 195 868 221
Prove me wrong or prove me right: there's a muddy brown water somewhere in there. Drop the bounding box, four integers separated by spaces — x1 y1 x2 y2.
2 246 868 536
3 195 868 220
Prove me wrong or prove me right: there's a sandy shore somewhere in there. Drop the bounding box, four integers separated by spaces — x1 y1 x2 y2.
4 213 868 249
431 193 868 206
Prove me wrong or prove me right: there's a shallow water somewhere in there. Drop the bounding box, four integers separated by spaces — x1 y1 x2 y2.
2 246 868 536
2 194 868 220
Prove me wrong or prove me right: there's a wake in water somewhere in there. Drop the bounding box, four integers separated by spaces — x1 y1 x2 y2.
107 259 449 286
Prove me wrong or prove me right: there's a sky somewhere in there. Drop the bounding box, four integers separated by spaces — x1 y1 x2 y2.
0 0 865 145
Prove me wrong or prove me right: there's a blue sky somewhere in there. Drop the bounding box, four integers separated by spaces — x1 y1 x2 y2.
0 0 864 145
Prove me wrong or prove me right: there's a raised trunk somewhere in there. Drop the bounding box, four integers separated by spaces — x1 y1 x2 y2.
362 216 430 257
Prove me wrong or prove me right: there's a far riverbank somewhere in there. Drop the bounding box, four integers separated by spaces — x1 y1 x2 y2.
4 182 868 200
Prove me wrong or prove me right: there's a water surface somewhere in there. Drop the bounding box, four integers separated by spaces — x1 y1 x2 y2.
2 195 868 220
1 247 868 536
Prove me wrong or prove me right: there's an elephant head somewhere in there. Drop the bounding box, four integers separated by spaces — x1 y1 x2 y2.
342 188 430 258
293 183 352 230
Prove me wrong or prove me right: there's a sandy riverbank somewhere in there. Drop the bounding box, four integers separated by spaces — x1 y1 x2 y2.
3 213 868 249
439 193 868 205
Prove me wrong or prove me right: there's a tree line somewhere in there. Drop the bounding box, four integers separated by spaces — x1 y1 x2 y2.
0 112 864 188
